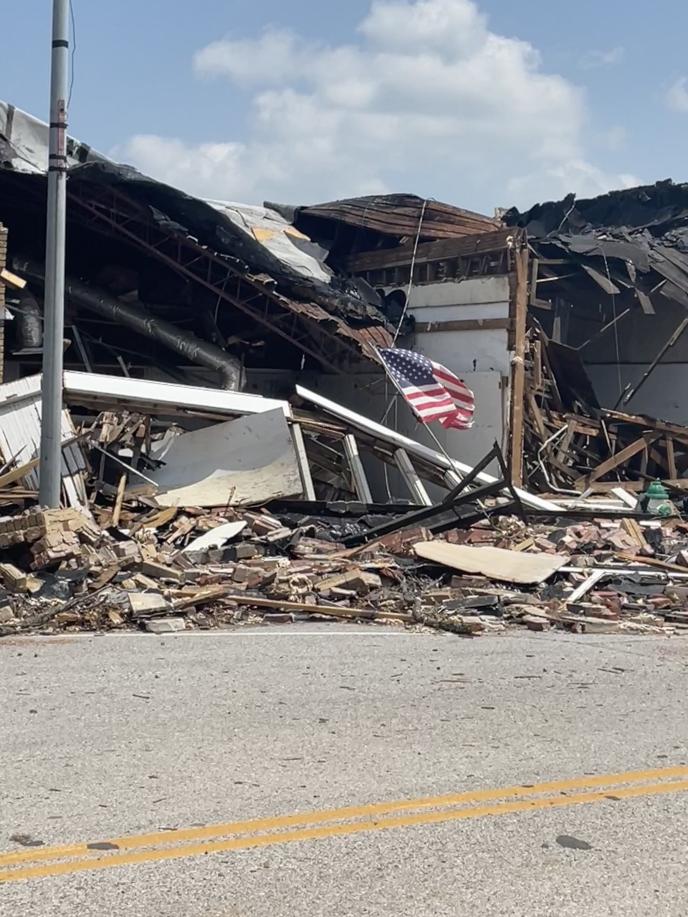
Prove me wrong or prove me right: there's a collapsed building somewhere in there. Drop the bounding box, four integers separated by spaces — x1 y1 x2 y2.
1 101 688 639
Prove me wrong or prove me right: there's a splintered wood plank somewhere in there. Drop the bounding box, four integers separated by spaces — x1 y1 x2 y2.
508 247 529 486
111 473 127 527
532 339 543 391
621 518 650 552
0 267 26 290
527 394 548 441
394 448 432 506
343 434 373 504
554 419 575 465
666 436 678 479
290 423 316 501
575 433 661 487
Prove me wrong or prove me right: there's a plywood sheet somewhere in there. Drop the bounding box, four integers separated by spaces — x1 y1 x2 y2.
149 409 303 508
414 542 568 585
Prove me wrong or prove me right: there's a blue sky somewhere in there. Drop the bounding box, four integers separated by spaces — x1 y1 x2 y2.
4 0 688 211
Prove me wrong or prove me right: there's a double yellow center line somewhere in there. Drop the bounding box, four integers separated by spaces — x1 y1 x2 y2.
2 765 687 883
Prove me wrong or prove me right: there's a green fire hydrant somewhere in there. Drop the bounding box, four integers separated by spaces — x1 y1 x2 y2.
640 480 675 517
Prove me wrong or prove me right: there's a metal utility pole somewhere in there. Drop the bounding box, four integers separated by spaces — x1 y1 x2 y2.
40 0 70 506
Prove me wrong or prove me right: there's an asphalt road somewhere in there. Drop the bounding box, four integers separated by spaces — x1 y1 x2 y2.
1 625 687 916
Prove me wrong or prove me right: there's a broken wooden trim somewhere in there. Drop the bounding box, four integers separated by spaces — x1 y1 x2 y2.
343 228 518 273
413 318 513 334
394 448 432 506
290 422 317 502
0 267 26 290
343 434 373 504
223 593 413 623
508 246 529 487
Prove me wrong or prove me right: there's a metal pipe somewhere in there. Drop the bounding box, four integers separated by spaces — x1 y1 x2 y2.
16 261 243 390
40 0 70 507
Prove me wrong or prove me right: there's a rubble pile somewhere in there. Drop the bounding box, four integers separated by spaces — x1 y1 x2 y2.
2 495 688 639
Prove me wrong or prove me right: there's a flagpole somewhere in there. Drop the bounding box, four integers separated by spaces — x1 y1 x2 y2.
373 345 464 481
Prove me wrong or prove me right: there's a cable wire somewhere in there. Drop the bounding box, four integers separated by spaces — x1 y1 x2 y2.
67 0 76 108
392 198 429 343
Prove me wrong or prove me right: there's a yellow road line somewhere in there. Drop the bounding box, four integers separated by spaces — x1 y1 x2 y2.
0 764 686 871
1 776 688 884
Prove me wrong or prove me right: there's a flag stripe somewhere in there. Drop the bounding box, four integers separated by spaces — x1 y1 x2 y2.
378 347 475 430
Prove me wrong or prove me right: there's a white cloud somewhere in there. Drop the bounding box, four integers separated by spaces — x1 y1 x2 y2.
580 46 624 69
507 160 640 208
600 125 628 152
115 0 636 210
666 77 688 113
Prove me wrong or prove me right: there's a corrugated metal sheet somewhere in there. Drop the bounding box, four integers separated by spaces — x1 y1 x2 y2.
0 376 89 510
0 102 103 175
299 194 499 241
0 100 394 363
207 200 332 284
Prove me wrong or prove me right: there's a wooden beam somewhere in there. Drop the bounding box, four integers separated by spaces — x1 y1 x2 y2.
0 267 26 290
621 518 650 552
394 448 432 506
343 228 518 273
111 473 127 527
590 478 688 493
575 433 661 487
554 419 576 466
603 410 688 441
414 317 513 334
529 257 539 306
666 435 678 479
508 247 529 486
617 554 688 575
290 423 317 501
527 394 548 441
0 456 40 489
343 434 373 503
222 592 414 623
532 338 543 391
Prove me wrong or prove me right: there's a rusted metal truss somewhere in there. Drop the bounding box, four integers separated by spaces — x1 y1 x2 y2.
67 182 368 372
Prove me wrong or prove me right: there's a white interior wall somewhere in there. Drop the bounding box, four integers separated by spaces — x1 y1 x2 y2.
587 364 688 424
406 275 512 471
568 298 688 422
393 370 506 487
414 328 510 375
291 275 514 501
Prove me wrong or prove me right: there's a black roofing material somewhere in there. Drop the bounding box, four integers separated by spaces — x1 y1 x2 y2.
506 181 688 317
68 161 387 328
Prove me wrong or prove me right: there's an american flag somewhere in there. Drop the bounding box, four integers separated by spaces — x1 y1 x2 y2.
378 347 475 430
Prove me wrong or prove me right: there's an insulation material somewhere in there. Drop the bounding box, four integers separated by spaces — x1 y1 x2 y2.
148 409 303 508
207 201 332 283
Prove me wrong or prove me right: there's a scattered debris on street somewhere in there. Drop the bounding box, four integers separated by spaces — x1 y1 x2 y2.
0 372 685 639
2 105 688 640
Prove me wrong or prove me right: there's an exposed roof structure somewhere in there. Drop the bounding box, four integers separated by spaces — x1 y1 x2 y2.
0 103 394 377
505 181 688 314
295 193 499 241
